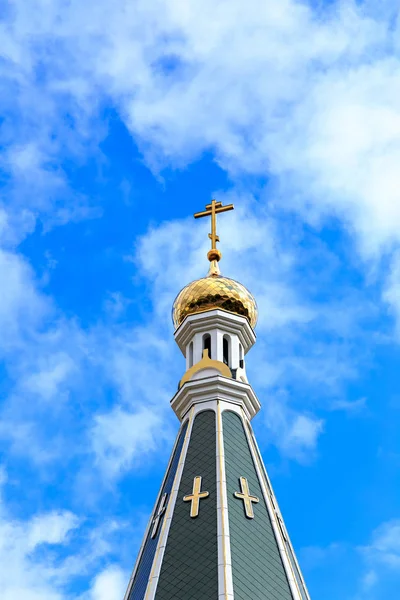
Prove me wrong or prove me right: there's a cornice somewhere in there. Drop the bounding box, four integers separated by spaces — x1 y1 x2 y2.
171 374 261 421
174 309 256 356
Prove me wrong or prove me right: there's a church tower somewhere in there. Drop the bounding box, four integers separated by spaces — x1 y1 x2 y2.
124 201 311 600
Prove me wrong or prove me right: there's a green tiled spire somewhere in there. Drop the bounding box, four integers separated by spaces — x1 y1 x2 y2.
125 397 310 600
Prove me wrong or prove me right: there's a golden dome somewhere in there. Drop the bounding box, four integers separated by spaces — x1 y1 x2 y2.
172 262 258 329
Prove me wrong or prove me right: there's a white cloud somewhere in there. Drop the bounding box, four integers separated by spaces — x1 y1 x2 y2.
22 352 77 401
85 321 181 476
277 60 400 255
0 249 49 353
362 569 378 591
331 397 367 414
357 519 400 595
261 393 324 461
384 250 400 332
286 414 324 452
91 406 168 477
0 505 78 600
299 542 343 570
0 469 129 600
83 565 127 600
362 520 400 569
26 511 80 549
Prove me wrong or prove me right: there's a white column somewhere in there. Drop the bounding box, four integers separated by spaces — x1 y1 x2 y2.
216 329 224 363
230 335 240 370
193 332 203 364
211 328 218 360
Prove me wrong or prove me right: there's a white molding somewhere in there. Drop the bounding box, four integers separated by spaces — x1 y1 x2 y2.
192 400 218 416
171 374 261 421
219 401 243 417
216 400 234 600
174 309 256 356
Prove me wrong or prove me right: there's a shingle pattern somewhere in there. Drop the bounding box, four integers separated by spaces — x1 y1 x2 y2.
155 410 218 600
128 422 188 600
223 411 294 600
248 423 309 600
172 274 258 329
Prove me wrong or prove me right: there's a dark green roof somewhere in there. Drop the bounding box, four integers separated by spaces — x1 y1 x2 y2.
223 410 294 600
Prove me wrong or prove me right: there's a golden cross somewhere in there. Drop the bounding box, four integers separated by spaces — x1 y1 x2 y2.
234 477 259 519
151 493 168 539
194 199 234 261
183 476 209 518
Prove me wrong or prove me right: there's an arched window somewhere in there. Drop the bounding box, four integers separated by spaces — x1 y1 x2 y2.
223 335 230 366
239 343 244 369
188 342 194 368
203 334 211 359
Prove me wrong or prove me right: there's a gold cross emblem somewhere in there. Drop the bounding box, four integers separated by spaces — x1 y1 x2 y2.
183 476 210 518
234 477 259 519
151 493 168 539
194 199 234 262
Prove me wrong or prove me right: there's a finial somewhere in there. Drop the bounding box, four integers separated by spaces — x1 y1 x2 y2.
208 259 220 276
194 199 234 270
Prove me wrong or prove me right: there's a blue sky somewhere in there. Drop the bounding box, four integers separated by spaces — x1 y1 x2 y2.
1 0 400 598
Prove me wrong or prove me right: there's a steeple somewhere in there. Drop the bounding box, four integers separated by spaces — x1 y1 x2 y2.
124 202 311 600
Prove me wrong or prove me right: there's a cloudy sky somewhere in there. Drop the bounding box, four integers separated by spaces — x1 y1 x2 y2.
1 0 400 598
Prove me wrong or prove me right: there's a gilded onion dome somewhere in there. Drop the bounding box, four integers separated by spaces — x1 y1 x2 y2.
172 198 258 330
172 260 258 330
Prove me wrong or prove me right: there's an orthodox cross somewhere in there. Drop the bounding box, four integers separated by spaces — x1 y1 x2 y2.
194 199 234 260
234 477 259 519
151 493 168 539
183 476 210 518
